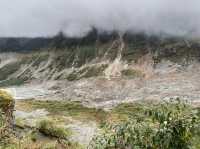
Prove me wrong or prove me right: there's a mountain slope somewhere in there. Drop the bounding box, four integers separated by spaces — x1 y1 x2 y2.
0 34 200 109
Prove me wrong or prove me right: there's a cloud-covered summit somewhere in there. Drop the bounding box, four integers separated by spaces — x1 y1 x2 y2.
0 0 200 37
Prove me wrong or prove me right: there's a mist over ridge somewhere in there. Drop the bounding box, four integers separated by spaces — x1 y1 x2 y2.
0 0 200 38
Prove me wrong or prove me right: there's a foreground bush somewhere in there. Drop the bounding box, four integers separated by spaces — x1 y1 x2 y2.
0 89 14 145
89 99 200 149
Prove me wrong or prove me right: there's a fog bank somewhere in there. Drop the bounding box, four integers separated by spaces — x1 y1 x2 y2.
0 0 200 37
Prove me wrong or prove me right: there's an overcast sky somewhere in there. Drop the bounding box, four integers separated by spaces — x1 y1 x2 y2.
0 0 200 37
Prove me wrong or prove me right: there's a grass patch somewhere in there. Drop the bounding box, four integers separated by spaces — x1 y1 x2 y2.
17 100 108 123
110 102 148 121
38 119 71 139
15 118 26 129
121 69 144 78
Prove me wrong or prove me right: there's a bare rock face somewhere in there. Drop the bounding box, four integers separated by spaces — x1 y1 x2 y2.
0 90 14 138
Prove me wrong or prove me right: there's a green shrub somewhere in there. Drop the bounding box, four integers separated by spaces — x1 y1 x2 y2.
21 100 108 123
30 130 37 142
15 118 25 129
38 119 71 139
89 99 200 149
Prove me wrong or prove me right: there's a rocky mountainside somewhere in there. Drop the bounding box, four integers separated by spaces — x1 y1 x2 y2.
1 33 200 108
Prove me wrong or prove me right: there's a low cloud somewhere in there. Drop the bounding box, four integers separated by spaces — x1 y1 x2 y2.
0 0 200 37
